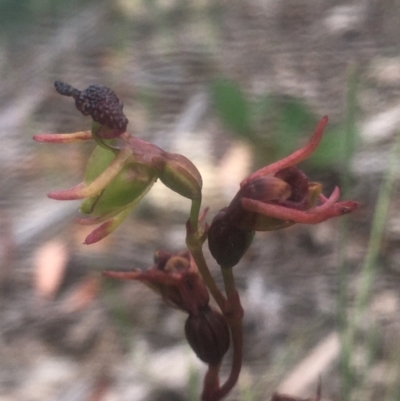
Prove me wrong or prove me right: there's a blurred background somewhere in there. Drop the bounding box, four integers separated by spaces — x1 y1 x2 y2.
1 0 400 400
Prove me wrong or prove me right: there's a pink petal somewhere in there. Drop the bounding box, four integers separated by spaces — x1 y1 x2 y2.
48 147 133 201
241 186 359 225
102 270 142 280
241 116 328 187
83 219 115 244
33 131 92 143
48 182 86 200
317 186 340 207
83 205 133 244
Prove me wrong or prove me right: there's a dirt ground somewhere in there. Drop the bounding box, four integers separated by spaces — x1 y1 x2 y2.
1 1 400 400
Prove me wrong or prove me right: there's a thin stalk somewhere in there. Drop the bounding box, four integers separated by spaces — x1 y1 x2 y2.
186 198 227 313
202 363 221 401
212 313 243 401
211 267 244 401
355 138 399 310
338 63 358 401
344 133 400 396
189 246 227 311
221 265 237 298
189 197 202 233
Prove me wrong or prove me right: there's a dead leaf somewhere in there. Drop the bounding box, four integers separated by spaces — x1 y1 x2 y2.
33 240 69 299
271 380 321 401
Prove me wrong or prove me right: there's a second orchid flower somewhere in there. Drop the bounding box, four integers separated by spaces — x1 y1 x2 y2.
208 116 359 268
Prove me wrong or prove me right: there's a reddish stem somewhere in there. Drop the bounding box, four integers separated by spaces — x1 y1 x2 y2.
201 364 221 401
210 290 244 401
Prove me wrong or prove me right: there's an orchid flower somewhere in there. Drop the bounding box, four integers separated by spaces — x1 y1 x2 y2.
34 82 202 244
103 250 230 366
208 116 359 268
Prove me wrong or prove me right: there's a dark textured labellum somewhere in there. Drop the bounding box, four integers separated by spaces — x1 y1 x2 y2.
54 81 128 132
54 81 80 97
185 306 230 366
207 209 254 268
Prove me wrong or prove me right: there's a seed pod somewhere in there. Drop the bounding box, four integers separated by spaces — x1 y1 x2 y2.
159 152 202 200
207 208 254 268
185 306 230 366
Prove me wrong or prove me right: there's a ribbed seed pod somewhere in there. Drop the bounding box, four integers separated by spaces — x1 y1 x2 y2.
185 306 230 366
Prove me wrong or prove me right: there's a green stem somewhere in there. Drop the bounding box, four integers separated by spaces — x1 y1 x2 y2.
343 133 400 397
188 246 227 312
221 266 236 298
355 138 399 310
189 197 202 233
338 62 358 401
186 198 227 312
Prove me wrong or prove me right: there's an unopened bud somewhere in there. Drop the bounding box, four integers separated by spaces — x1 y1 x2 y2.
185 306 230 366
207 209 254 268
159 152 202 200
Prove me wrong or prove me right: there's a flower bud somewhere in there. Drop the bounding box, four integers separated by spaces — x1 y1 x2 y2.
207 208 254 268
185 306 230 366
159 152 202 200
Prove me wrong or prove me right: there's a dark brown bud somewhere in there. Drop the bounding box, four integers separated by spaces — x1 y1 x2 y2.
207 208 254 268
185 306 230 366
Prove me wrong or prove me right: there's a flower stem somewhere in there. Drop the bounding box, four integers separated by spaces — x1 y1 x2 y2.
221 266 236 298
188 245 227 312
186 200 244 401
189 197 202 233
213 316 243 401
186 198 227 311
201 364 221 401
211 267 244 401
